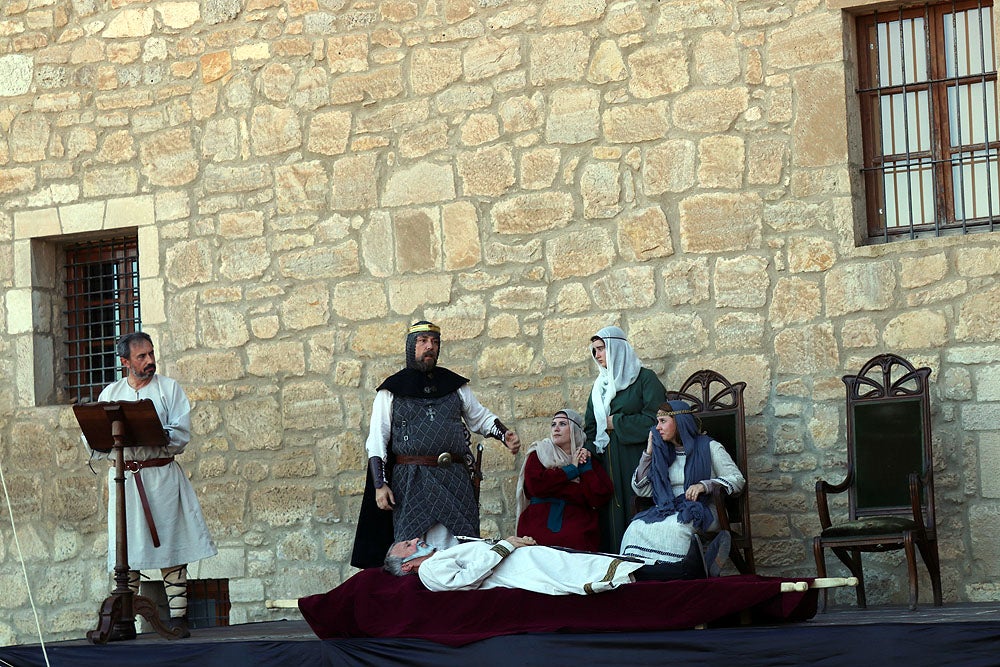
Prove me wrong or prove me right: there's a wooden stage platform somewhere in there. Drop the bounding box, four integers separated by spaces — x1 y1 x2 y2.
1 601 998 667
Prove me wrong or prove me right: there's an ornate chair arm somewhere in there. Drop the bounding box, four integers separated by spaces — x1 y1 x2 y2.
711 486 731 531
814 477 849 530
908 472 928 529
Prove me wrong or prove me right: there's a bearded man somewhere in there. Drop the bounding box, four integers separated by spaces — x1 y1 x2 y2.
350 321 520 568
83 331 217 637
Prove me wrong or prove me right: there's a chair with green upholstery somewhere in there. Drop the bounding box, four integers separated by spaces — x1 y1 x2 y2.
813 353 942 610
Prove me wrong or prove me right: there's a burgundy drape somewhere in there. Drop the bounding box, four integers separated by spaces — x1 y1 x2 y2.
299 569 817 647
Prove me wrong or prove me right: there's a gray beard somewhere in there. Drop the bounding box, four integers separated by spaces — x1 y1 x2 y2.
413 356 437 373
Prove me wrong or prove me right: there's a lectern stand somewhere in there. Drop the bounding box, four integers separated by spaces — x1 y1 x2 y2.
75 399 186 643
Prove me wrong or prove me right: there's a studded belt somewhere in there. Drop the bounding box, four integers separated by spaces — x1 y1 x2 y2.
396 453 456 467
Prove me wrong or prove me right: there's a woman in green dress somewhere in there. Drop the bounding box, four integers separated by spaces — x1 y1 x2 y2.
584 325 666 553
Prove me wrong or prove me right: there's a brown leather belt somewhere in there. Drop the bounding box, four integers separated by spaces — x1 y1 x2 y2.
122 457 175 548
396 453 456 467
123 457 175 472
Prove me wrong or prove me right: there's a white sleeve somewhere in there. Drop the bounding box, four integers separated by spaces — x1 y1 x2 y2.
701 441 745 495
417 541 512 592
161 378 192 456
631 451 653 496
458 385 501 437
364 390 393 459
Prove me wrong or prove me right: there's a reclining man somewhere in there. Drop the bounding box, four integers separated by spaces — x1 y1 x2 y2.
384 531 731 594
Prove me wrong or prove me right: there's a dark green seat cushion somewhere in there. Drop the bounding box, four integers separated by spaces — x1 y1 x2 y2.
822 516 919 538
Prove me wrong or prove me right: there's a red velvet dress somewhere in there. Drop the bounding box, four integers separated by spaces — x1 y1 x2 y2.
515 452 614 551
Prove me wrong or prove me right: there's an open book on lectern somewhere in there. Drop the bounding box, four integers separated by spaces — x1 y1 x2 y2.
73 399 167 453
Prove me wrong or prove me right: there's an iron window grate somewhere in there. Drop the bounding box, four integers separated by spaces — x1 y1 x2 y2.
63 235 140 404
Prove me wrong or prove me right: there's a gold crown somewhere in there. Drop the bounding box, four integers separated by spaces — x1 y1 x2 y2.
408 322 441 335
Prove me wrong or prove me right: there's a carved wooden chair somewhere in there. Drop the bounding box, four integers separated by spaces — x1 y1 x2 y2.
633 369 755 574
813 353 942 610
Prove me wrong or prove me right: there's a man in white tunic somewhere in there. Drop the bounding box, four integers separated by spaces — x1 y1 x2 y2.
84 332 217 637
384 532 728 594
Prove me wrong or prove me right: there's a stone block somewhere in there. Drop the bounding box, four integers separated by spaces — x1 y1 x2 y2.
458 144 515 197
387 273 453 315
593 266 656 309
956 285 1000 342
530 31 590 85
617 206 673 261
672 87 749 133
628 42 688 98
980 433 1000 498
956 246 1000 277
278 242 360 280
0 55 33 97
588 39 627 84
545 228 615 279
962 403 1000 431
774 323 839 374
769 276 821 326
825 261 896 316
787 236 836 273
715 255 770 308
463 35 521 81
382 161 455 207
424 296 487 340
883 310 948 349
715 312 765 352
694 31 740 85
660 256 710 305
545 86 600 144
492 192 574 234
970 503 1000 574
680 193 762 252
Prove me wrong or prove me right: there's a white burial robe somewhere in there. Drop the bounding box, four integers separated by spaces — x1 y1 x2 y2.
85 374 217 571
417 540 645 595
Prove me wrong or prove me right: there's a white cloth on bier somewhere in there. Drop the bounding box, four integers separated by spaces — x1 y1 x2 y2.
417 540 644 595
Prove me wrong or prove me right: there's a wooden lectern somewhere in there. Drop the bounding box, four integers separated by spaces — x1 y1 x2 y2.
75 399 187 643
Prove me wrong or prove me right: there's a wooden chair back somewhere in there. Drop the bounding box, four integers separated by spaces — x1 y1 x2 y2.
844 354 935 529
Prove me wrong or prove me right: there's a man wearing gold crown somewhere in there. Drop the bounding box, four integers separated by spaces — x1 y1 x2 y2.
351 321 520 568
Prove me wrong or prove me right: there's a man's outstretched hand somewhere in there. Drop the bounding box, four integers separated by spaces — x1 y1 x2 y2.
506 536 536 548
504 430 521 454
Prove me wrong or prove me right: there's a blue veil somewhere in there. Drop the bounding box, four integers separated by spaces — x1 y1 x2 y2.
633 400 714 531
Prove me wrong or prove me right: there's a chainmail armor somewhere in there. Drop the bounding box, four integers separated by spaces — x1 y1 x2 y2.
390 392 478 541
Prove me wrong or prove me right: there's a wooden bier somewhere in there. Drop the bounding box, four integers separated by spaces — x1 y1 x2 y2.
75 399 187 644
779 577 859 593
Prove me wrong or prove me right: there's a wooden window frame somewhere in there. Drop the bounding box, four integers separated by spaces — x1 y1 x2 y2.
856 0 998 241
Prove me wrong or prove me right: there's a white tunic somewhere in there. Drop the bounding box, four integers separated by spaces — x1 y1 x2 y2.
85 375 217 571
417 540 645 595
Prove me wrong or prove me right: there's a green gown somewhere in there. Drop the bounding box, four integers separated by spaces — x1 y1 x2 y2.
584 366 667 553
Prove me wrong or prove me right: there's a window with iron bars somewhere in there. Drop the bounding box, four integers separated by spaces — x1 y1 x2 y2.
64 236 141 404
856 0 998 241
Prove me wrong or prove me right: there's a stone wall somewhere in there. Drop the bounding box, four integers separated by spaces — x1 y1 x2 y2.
0 0 999 646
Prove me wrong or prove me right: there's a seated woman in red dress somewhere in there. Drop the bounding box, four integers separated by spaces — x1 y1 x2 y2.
514 409 613 551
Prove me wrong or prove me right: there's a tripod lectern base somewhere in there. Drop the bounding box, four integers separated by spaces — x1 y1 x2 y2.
87 590 187 643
